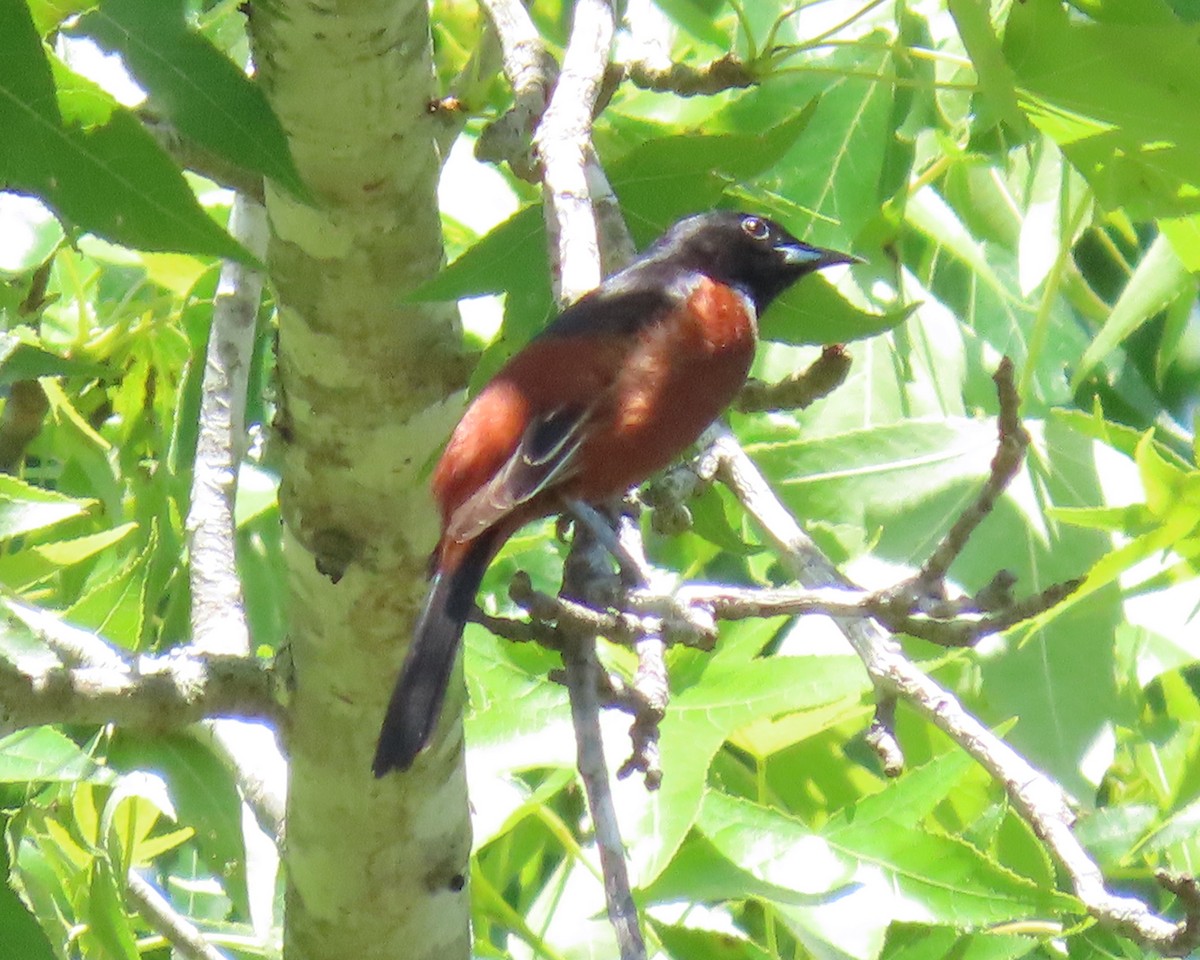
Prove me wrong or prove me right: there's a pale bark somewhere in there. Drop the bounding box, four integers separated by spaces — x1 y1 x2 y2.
249 2 472 958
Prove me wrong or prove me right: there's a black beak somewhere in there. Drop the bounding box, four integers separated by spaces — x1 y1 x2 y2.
779 243 863 270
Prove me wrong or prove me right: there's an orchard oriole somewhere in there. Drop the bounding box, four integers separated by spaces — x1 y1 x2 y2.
373 211 856 775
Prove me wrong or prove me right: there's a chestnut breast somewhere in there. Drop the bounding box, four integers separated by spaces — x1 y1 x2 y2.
569 275 757 499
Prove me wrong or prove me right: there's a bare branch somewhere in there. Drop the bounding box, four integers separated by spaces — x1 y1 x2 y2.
475 0 558 180
0 648 278 730
528 2 644 951
187 195 266 660
185 194 287 841
126 871 234 960
701 422 1198 956
534 0 616 303
906 357 1031 595
139 110 265 202
559 523 646 960
618 54 756 96
734 345 853 413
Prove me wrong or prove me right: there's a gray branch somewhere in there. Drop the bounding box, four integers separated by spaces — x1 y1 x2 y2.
702 421 1199 957
185 193 287 842
126 871 234 960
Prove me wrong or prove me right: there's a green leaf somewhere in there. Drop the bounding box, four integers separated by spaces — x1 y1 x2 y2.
744 417 998 531
651 0 735 48
624 655 870 885
0 474 93 540
652 920 776 960
73 0 306 199
607 104 820 242
83 859 139 960
761 276 913 346
0 728 113 784
879 923 1040 960
1005 1 1200 219
107 732 250 916
64 547 148 650
0 1 252 262
0 336 110 384
822 811 1078 923
947 0 1027 134
1135 430 1200 525
1160 213 1200 271
739 45 897 250
1072 236 1194 389
644 832 822 906
825 747 978 833
697 791 855 898
0 817 57 960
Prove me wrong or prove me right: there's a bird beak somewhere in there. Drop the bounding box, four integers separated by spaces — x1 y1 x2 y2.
779 243 863 270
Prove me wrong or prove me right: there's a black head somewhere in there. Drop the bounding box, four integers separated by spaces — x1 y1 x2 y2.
643 211 858 314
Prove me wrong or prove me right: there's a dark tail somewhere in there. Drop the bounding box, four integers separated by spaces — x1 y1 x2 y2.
372 535 495 776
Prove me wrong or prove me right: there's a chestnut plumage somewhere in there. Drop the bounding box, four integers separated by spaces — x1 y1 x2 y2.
373 211 856 775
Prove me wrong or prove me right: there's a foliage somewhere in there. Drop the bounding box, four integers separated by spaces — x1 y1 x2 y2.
0 0 1198 958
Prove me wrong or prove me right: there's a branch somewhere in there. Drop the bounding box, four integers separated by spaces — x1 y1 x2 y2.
187 195 265 660
702 424 1200 957
139 110 265 202
559 520 646 960
617 54 756 96
184 194 287 841
900 357 1030 599
126 871 233 960
734 344 853 413
0 602 276 735
533 0 615 303
526 1 645 954
0 647 278 730
475 0 558 181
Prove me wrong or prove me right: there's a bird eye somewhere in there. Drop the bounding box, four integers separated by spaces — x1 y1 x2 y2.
741 216 770 241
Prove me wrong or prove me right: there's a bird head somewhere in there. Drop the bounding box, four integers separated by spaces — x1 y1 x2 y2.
651 211 859 314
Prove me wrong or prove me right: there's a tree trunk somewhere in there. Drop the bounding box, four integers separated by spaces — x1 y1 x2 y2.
249 2 472 957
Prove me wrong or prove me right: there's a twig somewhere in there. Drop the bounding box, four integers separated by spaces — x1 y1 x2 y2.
139 110 265 202
613 512 665 787
184 194 287 841
126 871 233 960
702 424 1200 956
533 0 615 304
904 357 1030 598
734 345 853 413
617 54 756 96
0 648 278 730
559 523 646 960
475 0 559 180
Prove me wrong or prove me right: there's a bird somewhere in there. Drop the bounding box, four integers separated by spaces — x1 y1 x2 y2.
373 210 857 776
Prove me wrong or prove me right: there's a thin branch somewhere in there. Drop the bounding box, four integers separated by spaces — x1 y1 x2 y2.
613 511 665 787
559 524 646 960
139 111 265 202
702 424 1200 956
0 648 278 730
475 0 559 181
126 871 233 960
533 0 615 304
184 194 287 841
529 1 644 953
187 195 265 660
617 54 756 96
906 358 1030 594
734 345 853 413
